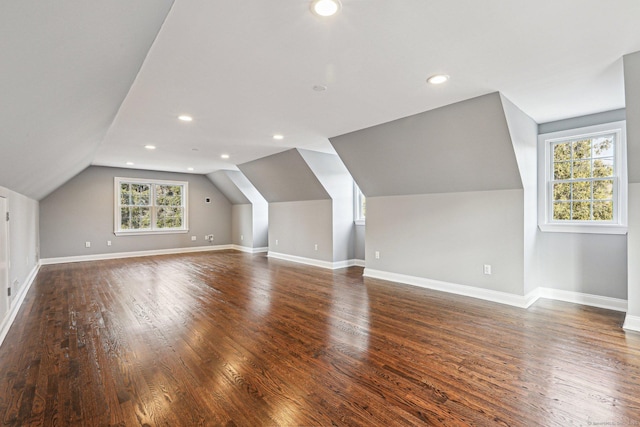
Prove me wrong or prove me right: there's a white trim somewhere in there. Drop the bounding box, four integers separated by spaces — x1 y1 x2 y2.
537 120 627 234
623 315 640 333
267 252 364 270
537 287 627 312
0 263 40 347
40 245 234 265
231 245 269 254
363 268 539 308
352 259 366 267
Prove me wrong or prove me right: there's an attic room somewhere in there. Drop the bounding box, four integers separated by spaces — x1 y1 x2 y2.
1 0 640 425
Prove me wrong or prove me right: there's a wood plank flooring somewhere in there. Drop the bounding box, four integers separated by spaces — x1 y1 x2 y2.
0 251 639 426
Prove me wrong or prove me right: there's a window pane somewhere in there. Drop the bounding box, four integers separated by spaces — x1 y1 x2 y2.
592 136 614 158
572 160 591 179
132 184 150 206
553 143 571 162
120 207 131 229
572 139 591 159
572 182 591 201
593 201 613 221
156 207 183 229
553 202 571 220
593 180 613 200
120 183 131 205
131 207 151 229
553 183 570 201
553 162 571 180
593 158 614 178
156 185 183 206
571 201 591 221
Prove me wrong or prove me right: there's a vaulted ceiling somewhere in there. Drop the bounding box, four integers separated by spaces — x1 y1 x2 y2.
2 0 640 200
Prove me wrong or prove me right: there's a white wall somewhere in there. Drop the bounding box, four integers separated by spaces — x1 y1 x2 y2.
365 190 525 295
0 185 39 317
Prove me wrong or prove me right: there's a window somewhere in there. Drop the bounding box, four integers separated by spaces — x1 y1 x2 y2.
355 184 366 225
538 121 627 234
115 177 188 235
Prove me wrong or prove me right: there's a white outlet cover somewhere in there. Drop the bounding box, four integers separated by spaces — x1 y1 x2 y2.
191 236 197 241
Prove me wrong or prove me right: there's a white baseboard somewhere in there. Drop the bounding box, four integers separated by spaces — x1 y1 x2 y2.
267 252 364 270
364 268 539 308
537 287 627 312
40 244 235 265
0 263 40 347
231 245 269 254
623 315 640 333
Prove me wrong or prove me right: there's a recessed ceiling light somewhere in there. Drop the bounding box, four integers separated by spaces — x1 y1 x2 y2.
187 167 194 171
427 74 450 85
313 85 327 92
221 154 230 159
126 162 134 166
273 134 284 140
310 0 341 17
144 144 156 150
178 115 193 122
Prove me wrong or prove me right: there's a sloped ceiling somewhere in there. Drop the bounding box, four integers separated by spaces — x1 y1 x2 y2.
207 171 251 205
3 1 640 200
0 0 174 200
238 149 330 203
330 93 522 197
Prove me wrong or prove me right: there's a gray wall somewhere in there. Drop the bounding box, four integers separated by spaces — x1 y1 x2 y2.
536 108 630 299
0 186 39 304
40 166 231 258
366 190 525 294
298 150 355 262
330 92 523 197
231 204 253 247
625 51 640 317
269 200 333 262
355 224 365 261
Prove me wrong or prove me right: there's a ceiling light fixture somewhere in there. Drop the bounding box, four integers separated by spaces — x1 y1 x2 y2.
187 167 194 171
427 74 450 85
178 115 193 122
126 162 134 166
144 144 156 150
310 0 341 17
273 134 284 140
221 154 230 159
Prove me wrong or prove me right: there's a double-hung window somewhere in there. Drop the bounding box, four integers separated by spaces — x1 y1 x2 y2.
115 177 189 235
538 121 627 234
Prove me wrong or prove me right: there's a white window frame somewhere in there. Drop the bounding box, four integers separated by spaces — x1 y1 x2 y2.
537 120 627 235
354 183 365 226
114 177 189 236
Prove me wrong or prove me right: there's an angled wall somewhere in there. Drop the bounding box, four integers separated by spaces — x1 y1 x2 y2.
331 92 529 297
239 149 356 266
208 170 268 250
624 51 640 330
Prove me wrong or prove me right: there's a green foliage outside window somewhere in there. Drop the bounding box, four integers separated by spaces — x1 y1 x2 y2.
551 135 614 221
118 180 186 231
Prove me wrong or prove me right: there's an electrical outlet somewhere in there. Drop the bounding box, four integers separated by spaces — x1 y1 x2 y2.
107 240 112 246
375 251 380 259
240 235 244 241
85 241 91 248
275 239 278 245
314 244 318 251
191 236 197 241
483 264 492 275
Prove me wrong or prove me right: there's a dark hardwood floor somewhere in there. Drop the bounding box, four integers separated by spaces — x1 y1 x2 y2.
0 251 639 426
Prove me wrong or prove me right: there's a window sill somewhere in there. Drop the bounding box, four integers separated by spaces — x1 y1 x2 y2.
114 229 189 237
538 223 627 235
354 219 365 226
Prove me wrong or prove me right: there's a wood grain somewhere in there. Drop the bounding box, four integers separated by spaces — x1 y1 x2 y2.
0 251 639 426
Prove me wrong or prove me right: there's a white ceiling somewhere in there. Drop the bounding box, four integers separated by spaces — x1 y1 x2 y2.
3 0 640 199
